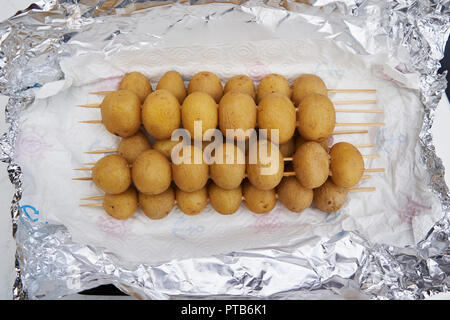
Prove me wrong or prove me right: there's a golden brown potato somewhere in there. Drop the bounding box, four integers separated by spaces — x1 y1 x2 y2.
313 178 348 213
176 187 208 215
187 71 223 103
295 135 329 151
103 186 138 220
210 142 246 190
172 145 209 192
208 183 242 215
297 93 335 141
256 73 291 103
153 138 181 159
92 154 131 195
257 93 296 144
218 92 257 140
139 187 175 220
329 142 364 188
131 149 172 195
142 89 181 140
246 140 284 190
277 177 313 212
242 180 276 214
293 141 330 189
118 131 152 164
100 90 141 138
279 138 295 157
156 71 187 104
224 75 256 100
119 72 152 103
181 92 218 139
291 74 327 105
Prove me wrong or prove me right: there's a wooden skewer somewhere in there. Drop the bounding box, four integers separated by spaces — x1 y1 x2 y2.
363 168 385 173
335 109 383 114
335 122 385 127
80 203 103 207
283 154 380 161
348 187 376 193
354 144 374 148
333 100 377 105
81 195 105 201
331 130 368 135
77 103 101 108
89 91 113 95
85 149 117 154
328 89 376 93
72 177 93 181
79 120 102 124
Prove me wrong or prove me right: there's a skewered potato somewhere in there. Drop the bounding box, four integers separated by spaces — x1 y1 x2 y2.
172 145 209 192
142 89 181 140
181 92 218 139
176 187 208 215
119 72 152 103
295 134 329 151
187 71 223 103
153 138 181 159
100 90 141 138
329 142 364 188
208 183 242 215
92 154 131 195
242 180 276 214
103 186 138 220
247 140 284 190
210 142 246 190
297 93 336 141
291 74 327 105
156 70 187 104
313 178 348 213
132 149 172 195
224 75 256 100
118 131 152 164
256 73 291 103
277 177 313 212
279 138 295 157
293 141 330 188
139 187 175 220
257 93 296 144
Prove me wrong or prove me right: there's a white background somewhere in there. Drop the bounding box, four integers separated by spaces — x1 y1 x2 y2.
0 0 449 300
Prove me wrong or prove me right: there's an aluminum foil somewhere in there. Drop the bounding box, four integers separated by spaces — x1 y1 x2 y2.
1 0 449 300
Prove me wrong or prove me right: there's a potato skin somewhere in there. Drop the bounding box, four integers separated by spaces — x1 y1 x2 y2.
279 138 295 157
224 75 255 99
118 131 152 164
297 93 335 141
313 178 348 213
142 89 181 140
176 187 208 215
92 154 131 195
119 72 152 103
218 92 257 139
295 134 329 151
181 92 218 139
256 73 291 103
242 180 276 214
291 74 327 105
156 71 187 104
100 90 141 138
103 186 138 220
293 141 330 189
210 142 246 190
132 149 172 195
139 187 175 220
187 71 223 103
257 93 296 144
172 145 209 192
153 139 181 159
277 177 313 212
329 142 364 188
208 183 242 215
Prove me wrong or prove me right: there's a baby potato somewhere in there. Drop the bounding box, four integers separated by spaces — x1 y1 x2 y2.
139 187 175 220
295 135 329 151
153 138 181 159
242 180 276 214
293 141 330 189
119 72 152 103
208 183 242 215
246 140 284 190
156 70 187 104
218 92 257 140
277 177 313 213
142 89 181 140
313 178 348 213
181 92 218 139
256 73 291 103
224 75 255 100
103 186 138 220
291 74 327 105
297 93 335 141
279 138 295 157
329 142 364 188
172 145 209 192
187 71 223 103
210 142 246 190
176 187 208 215
118 131 152 164
100 90 141 138
257 93 296 144
132 149 172 195
92 154 131 195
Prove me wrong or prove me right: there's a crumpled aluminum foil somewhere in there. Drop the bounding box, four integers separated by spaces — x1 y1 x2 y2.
1 0 449 300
